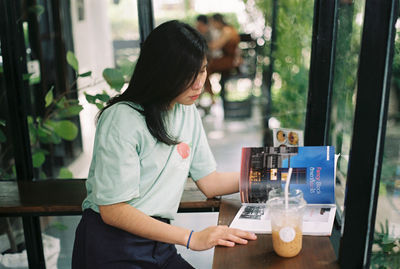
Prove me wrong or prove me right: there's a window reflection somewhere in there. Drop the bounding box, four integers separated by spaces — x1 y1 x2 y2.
268 0 314 131
372 16 400 269
329 0 365 214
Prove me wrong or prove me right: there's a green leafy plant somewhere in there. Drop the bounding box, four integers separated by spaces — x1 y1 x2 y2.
371 220 400 269
66 51 130 110
0 51 130 179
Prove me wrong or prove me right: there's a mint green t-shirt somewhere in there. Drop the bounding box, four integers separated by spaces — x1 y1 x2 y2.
82 102 217 220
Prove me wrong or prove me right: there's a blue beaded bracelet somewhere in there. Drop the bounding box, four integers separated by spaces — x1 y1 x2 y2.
186 230 194 249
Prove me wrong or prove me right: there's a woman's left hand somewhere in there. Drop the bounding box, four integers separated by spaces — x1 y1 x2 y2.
188 225 257 251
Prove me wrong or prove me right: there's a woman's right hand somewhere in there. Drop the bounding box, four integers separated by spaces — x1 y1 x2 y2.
188 225 257 251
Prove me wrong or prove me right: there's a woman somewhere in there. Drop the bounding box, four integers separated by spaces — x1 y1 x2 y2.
72 20 256 268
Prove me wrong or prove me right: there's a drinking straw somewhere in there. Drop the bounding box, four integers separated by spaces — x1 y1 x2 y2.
285 168 293 210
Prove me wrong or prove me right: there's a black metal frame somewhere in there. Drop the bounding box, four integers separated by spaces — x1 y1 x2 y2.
137 0 154 46
305 0 338 146
0 1 45 268
305 0 341 255
0 0 34 181
338 0 398 268
262 0 278 146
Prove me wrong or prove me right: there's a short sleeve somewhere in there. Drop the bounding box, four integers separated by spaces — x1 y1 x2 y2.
90 128 141 206
189 110 217 181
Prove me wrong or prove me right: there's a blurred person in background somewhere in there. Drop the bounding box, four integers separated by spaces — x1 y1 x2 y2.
204 13 242 101
195 14 223 59
195 14 212 43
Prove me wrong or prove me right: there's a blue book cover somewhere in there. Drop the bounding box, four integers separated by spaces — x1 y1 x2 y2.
240 146 335 204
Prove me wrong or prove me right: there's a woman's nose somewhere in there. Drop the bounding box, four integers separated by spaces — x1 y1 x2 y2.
192 80 203 91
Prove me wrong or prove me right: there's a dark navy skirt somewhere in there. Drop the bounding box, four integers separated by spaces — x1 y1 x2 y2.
72 209 195 269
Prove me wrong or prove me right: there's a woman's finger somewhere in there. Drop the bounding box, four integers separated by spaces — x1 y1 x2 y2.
216 239 235 247
225 233 248 245
229 229 257 240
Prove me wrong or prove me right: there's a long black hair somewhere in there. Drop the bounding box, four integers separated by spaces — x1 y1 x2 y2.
98 20 207 145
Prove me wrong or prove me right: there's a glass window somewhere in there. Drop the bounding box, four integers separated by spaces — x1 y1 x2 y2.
153 0 188 24
0 1 140 267
40 215 81 269
372 16 400 269
0 34 27 269
107 0 140 71
11 0 140 180
261 0 314 132
16 1 84 180
328 0 365 214
0 217 26 267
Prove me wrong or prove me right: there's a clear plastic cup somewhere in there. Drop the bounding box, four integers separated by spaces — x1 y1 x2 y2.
268 188 304 201
266 189 307 258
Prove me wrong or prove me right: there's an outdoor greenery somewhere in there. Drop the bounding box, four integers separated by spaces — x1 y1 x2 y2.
380 27 400 187
253 0 313 130
372 11 400 269
329 2 363 184
371 220 400 269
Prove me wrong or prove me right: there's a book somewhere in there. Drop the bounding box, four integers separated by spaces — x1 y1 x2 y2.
229 146 337 236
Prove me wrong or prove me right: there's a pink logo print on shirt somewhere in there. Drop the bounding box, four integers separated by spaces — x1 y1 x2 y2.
177 142 190 159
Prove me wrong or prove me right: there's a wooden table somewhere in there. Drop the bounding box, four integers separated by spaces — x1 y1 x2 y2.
0 179 220 217
212 199 339 269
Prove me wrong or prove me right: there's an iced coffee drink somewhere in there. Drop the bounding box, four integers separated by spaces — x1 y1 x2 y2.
267 189 306 258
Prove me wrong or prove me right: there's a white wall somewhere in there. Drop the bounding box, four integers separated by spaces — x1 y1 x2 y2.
70 0 114 77
68 0 114 178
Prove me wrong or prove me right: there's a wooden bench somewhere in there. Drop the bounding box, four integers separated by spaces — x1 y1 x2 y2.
0 179 220 268
0 179 220 217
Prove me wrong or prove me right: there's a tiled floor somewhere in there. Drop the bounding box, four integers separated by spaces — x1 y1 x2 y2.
41 96 264 269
